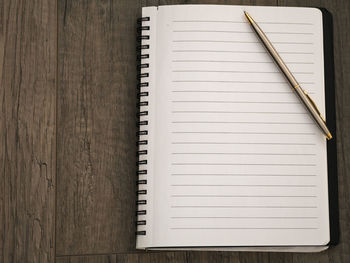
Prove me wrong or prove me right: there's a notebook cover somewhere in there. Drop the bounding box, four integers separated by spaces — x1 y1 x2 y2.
320 7 339 247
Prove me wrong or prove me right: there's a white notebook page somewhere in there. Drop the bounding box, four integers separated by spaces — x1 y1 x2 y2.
150 5 329 247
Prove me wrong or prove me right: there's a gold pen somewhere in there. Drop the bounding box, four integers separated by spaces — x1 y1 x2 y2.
244 11 332 140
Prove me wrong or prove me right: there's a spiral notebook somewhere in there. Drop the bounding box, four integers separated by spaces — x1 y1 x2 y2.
136 5 337 252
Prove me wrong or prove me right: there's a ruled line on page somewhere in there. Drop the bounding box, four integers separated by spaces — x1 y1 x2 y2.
171 122 314 125
172 101 301 104
171 173 317 177
171 184 317 188
172 60 314 64
171 91 316 95
172 20 314 25
172 80 314 84
173 40 260 43
171 152 316 156
172 111 308 114
172 50 314 55
171 163 316 166
171 131 316 135
170 227 319 230
172 70 314 74
171 205 317 208
171 195 317 198
173 40 313 45
171 142 315 145
173 30 314 35
171 218 318 222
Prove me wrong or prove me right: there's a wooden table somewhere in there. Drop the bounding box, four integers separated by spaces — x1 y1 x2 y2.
1 0 349 262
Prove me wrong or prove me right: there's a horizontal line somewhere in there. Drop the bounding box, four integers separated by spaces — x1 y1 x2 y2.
173 40 313 45
171 163 315 166
171 216 318 219
172 91 291 94
172 185 316 187
172 142 315 145
172 101 301 104
172 80 314 84
171 91 315 95
270 31 314 35
171 205 317 207
172 131 315 135
172 60 314 64
173 20 247 23
172 111 308 115
171 227 318 230
171 195 317 198
260 21 314 25
172 70 314 74
173 60 270 63
172 20 313 25
173 30 314 35
172 50 314 55
171 173 316 177
172 122 312 124
175 40 263 43
171 152 316 156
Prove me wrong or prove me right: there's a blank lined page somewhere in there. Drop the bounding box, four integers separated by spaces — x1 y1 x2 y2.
152 5 329 247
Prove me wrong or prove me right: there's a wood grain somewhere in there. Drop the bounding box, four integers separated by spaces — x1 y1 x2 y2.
2 0 349 262
57 254 116 263
0 0 56 262
115 252 187 263
56 0 142 255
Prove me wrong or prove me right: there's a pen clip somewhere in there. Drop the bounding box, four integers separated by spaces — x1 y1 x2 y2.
302 89 326 123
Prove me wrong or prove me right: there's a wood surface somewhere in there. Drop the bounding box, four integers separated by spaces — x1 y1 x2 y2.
56 0 140 255
56 254 116 263
0 0 56 262
1 0 349 262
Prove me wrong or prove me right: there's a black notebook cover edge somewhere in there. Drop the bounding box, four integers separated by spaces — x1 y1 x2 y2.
319 7 339 247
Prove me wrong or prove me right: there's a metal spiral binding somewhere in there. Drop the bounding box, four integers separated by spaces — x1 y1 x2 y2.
136 16 150 236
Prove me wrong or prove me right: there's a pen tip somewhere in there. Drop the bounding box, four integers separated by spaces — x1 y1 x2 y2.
243 11 254 24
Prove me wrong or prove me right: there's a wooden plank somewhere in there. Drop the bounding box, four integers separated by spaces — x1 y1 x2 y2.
186 251 241 263
57 254 116 263
0 0 56 262
142 0 160 5
115 252 187 263
56 0 142 255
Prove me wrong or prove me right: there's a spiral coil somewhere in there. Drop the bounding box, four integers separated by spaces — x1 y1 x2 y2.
136 16 150 236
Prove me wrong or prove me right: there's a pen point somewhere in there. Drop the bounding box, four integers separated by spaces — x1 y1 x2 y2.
243 11 254 24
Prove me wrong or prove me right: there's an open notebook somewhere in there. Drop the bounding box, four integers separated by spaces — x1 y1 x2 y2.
136 5 337 252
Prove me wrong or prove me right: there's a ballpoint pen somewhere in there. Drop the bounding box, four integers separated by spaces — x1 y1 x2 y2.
244 11 332 140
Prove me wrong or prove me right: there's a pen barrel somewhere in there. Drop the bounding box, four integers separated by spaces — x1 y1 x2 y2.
249 19 332 139
293 86 332 138
249 21 298 87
